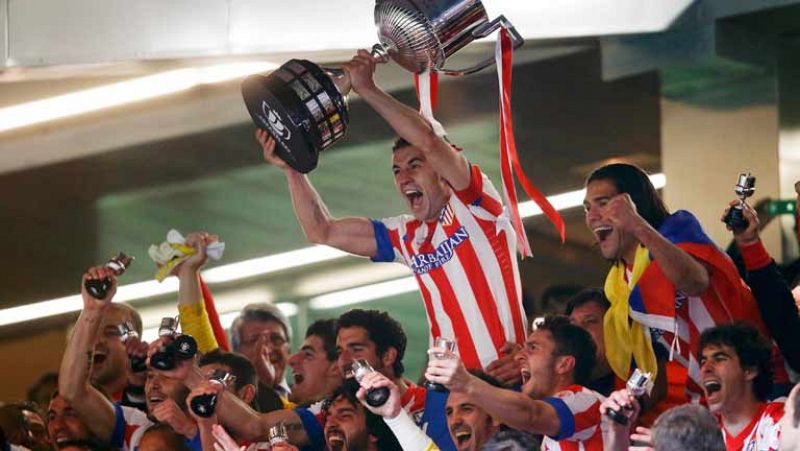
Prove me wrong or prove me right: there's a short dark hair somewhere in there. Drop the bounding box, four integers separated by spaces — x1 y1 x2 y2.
565 288 610 316
652 404 725 451
540 284 584 315
27 371 58 405
586 163 670 230
199 350 257 391
392 137 412 152
336 309 406 377
699 323 773 401
306 319 338 362
535 315 597 385
323 387 402 451
140 423 191 451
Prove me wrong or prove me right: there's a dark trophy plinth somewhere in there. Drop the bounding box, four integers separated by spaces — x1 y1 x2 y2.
242 60 349 174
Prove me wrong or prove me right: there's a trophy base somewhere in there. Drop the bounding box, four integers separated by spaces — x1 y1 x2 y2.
241 60 348 174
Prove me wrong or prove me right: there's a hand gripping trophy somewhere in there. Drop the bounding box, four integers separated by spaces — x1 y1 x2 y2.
241 0 523 173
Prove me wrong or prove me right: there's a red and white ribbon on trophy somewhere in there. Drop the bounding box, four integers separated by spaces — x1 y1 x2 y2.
413 28 566 257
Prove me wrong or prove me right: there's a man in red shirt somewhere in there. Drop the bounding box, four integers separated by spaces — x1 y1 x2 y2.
426 315 607 450
602 323 785 451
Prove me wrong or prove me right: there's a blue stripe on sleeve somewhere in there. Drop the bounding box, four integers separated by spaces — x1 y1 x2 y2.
370 220 395 263
295 407 325 450
110 403 126 448
185 430 203 451
542 397 575 441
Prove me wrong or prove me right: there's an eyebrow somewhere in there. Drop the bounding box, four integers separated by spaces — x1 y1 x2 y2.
701 351 731 360
301 345 316 353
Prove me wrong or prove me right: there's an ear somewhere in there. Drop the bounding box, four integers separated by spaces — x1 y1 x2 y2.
744 366 758 383
327 359 342 378
556 355 576 377
238 384 257 405
489 415 501 429
381 347 399 376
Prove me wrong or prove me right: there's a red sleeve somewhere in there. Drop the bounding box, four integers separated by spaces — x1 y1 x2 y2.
453 164 504 217
737 240 772 271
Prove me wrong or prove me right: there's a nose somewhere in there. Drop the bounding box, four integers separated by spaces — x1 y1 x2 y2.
288 352 301 367
338 349 352 368
149 374 163 389
395 168 412 185
585 205 602 225
49 416 65 431
326 418 341 431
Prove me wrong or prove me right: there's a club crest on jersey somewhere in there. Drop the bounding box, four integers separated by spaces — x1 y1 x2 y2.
439 204 455 226
408 226 469 274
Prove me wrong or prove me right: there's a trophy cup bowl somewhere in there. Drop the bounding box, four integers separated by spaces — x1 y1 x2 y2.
241 0 523 173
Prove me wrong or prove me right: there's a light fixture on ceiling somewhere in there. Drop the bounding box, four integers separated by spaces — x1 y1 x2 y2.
0 173 665 327
201 245 348 284
309 277 418 310
0 61 278 134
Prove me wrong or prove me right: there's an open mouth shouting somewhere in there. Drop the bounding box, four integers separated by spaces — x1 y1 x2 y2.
292 371 305 385
402 185 424 210
703 379 723 407
91 350 108 366
53 431 76 445
325 427 346 451
451 425 473 447
147 392 166 409
520 367 531 385
592 225 614 246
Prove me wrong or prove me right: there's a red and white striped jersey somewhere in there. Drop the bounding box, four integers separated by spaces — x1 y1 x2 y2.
721 401 784 451
371 164 526 369
540 385 606 451
111 403 152 451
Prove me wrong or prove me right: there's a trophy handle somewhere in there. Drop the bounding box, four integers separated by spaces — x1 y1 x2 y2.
438 15 524 77
323 45 390 95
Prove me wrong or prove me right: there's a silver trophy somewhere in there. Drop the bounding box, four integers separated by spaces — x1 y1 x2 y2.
241 0 523 173
605 369 653 425
267 422 289 446
723 172 756 232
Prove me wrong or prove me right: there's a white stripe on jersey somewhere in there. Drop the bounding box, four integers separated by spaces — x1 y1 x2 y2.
451 197 520 345
419 271 455 348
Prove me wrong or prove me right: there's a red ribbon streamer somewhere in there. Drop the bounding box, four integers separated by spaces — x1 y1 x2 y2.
199 276 230 351
414 71 439 110
497 28 566 256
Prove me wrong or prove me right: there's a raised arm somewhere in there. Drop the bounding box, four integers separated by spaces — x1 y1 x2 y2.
425 355 561 436
58 267 120 442
604 193 709 295
724 200 800 372
176 359 314 446
344 50 471 191
257 129 377 258
175 231 219 354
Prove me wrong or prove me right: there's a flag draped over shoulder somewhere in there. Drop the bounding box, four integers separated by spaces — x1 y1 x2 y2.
604 210 786 396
